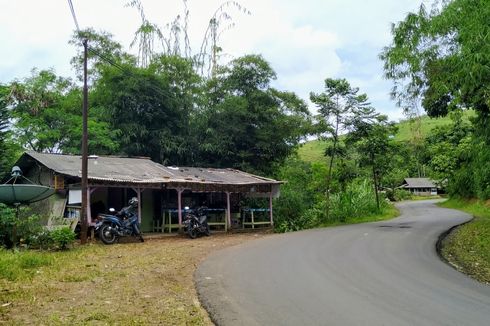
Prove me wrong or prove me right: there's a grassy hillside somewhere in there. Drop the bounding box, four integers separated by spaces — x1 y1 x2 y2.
394 110 475 142
298 110 475 163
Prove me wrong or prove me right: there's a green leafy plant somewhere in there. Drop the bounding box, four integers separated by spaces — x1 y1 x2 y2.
0 204 44 249
49 227 76 250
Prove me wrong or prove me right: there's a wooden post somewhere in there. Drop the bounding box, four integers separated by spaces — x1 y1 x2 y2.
226 192 231 232
251 210 255 229
269 191 274 227
137 188 142 224
87 187 92 225
177 188 184 229
132 187 144 224
80 38 89 244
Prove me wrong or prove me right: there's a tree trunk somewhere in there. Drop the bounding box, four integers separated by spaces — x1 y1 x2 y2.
325 113 340 220
372 164 380 210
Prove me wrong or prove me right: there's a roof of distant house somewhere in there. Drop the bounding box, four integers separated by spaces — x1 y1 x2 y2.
401 178 436 188
16 151 281 186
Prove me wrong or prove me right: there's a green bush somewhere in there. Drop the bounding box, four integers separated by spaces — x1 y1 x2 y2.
329 179 385 223
49 227 76 250
0 204 43 248
31 230 55 250
393 189 412 201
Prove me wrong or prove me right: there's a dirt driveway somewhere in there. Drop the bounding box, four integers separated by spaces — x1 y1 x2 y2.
0 232 270 325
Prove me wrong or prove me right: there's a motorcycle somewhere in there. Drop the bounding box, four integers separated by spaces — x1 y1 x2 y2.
183 206 211 239
95 198 144 244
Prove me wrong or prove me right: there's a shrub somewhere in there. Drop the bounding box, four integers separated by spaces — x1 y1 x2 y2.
49 227 76 250
329 179 386 223
31 230 55 250
0 204 43 248
393 189 412 201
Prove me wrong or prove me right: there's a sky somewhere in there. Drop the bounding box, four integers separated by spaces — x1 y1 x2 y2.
0 0 427 121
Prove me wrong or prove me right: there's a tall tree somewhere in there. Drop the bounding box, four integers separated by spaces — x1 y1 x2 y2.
7 69 118 154
310 78 370 218
381 0 490 199
93 61 190 164
380 0 490 132
0 84 19 177
346 114 398 210
197 55 311 174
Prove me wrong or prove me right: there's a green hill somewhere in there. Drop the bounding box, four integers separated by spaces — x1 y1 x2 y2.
298 110 475 163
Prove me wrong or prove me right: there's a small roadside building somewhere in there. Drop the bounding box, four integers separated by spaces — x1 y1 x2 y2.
400 178 438 196
13 151 281 233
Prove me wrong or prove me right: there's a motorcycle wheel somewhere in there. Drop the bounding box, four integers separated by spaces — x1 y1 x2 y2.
188 227 197 239
204 224 210 236
99 224 117 245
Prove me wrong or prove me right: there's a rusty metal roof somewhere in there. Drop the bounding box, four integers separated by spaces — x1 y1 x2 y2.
402 178 436 188
20 151 280 186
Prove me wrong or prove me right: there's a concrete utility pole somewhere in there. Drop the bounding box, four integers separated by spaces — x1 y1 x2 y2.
80 39 89 244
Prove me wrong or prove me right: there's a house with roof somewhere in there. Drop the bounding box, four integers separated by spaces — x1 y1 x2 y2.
12 151 281 233
400 178 438 196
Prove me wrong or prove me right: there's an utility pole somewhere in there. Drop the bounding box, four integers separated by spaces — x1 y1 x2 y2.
80 39 89 244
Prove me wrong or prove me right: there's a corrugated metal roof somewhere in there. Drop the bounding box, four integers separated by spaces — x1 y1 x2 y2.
22 151 280 186
402 178 436 188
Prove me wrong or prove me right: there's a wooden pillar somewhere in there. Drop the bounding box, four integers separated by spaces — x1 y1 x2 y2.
269 191 274 227
177 188 184 227
226 192 231 232
137 188 142 224
87 187 92 225
132 187 143 224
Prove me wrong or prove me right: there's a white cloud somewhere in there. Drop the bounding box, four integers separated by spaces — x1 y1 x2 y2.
0 0 422 120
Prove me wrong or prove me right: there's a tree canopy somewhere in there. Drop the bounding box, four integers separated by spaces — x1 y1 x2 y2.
381 0 490 127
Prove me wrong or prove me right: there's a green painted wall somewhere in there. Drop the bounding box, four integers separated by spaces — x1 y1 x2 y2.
141 190 155 232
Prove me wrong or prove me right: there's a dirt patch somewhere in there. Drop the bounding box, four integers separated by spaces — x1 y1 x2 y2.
0 232 270 325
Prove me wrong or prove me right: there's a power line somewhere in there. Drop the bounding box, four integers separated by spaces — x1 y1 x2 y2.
67 0 80 32
66 0 172 99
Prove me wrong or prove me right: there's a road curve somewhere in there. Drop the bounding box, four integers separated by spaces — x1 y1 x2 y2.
196 200 490 325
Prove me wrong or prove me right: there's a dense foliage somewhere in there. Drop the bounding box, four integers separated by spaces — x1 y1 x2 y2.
381 0 490 200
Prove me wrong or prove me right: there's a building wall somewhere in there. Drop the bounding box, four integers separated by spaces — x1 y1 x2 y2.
141 189 155 232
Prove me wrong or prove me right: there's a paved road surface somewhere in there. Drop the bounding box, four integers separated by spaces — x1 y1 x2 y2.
196 200 490 325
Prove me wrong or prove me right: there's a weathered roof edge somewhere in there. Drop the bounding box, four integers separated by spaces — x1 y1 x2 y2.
20 151 283 186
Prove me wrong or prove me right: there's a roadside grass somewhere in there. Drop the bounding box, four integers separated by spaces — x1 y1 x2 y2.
410 195 443 201
319 204 400 228
0 233 268 325
439 198 490 284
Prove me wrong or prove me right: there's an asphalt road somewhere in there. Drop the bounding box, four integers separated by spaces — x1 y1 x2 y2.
195 200 490 325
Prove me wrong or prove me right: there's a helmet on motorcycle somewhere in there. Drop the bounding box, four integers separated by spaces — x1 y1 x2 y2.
129 197 138 207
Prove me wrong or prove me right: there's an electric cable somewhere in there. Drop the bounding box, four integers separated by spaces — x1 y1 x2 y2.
66 0 174 99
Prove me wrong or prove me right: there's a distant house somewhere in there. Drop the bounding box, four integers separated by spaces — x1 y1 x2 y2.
11 151 282 233
400 178 438 196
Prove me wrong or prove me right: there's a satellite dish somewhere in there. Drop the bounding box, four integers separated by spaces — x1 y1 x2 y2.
0 166 55 205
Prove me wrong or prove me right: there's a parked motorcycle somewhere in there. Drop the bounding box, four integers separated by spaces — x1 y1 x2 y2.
183 206 210 239
95 197 144 244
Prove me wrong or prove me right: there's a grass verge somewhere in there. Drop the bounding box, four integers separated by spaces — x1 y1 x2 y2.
319 204 400 228
0 233 269 325
438 198 490 284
